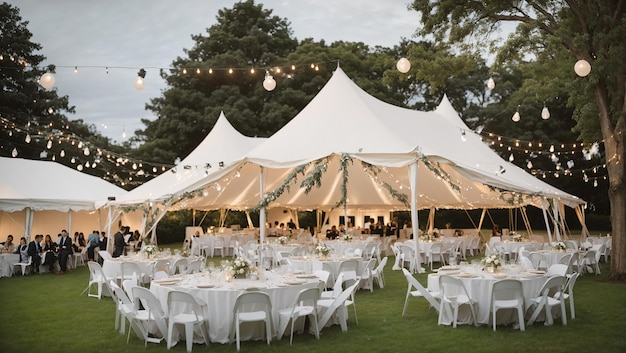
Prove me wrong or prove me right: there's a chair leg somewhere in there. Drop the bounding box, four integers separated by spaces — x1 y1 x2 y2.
517 306 525 331
185 322 193 352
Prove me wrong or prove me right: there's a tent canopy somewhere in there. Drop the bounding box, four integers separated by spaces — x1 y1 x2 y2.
172 68 584 212
0 156 127 212
113 112 266 206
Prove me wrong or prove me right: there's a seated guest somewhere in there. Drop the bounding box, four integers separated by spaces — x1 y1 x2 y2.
492 224 502 237
42 234 58 272
454 229 464 237
28 234 43 274
99 231 107 251
15 237 28 262
1 234 15 254
72 232 86 253
326 225 340 240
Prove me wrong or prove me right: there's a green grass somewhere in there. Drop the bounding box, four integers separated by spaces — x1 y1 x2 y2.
0 255 624 353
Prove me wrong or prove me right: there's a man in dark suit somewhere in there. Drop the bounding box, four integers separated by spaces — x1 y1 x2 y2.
112 226 126 258
27 234 43 274
57 229 73 274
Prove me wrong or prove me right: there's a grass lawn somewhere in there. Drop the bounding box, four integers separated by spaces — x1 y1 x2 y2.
0 253 624 353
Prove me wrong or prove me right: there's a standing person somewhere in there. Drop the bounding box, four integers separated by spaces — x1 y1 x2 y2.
112 226 126 258
99 231 107 250
27 234 43 274
57 230 73 274
86 230 99 262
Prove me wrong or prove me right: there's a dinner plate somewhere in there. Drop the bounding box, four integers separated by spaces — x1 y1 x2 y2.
283 279 306 285
295 274 317 279
491 274 507 279
196 283 216 288
440 265 460 271
529 270 545 274
456 272 478 278
153 278 181 285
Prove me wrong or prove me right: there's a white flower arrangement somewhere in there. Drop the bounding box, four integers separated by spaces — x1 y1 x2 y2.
553 241 567 251
420 234 434 242
481 254 502 269
343 234 353 241
511 233 523 242
278 236 289 245
314 242 331 257
142 244 157 257
229 257 253 279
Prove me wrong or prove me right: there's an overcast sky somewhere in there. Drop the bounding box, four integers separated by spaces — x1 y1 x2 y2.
11 0 422 142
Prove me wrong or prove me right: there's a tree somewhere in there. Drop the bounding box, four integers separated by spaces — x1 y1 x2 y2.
409 1 625 280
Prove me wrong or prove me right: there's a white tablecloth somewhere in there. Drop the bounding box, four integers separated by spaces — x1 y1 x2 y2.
289 256 363 279
496 241 542 254
428 267 549 326
0 254 19 277
150 271 319 344
325 240 370 255
529 250 576 268
191 233 257 257
102 254 199 280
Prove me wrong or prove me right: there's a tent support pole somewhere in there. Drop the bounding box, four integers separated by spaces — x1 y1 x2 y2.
552 200 561 241
541 198 553 244
67 210 72 237
477 208 486 240
409 161 423 273
24 207 34 242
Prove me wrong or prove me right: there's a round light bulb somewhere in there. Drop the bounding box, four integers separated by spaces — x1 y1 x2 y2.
487 77 495 90
39 72 55 90
263 75 276 91
396 57 411 73
574 59 591 77
134 77 144 90
511 111 520 122
541 106 550 120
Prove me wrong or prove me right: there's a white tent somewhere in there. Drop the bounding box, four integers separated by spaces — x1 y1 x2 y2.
166 67 585 268
0 157 130 239
176 68 584 211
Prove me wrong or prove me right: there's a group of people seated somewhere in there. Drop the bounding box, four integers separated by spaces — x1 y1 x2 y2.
267 219 298 236
1 229 110 275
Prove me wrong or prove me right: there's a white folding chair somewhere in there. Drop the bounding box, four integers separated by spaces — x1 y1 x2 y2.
529 252 548 271
109 280 135 335
490 279 525 331
438 275 477 328
547 264 568 276
212 236 225 257
230 290 272 351
277 287 320 345
402 268 440 316
166 290 210 352
371 256 388 289
185 258 203 274
131 287 168 346
317 281 360 332
313 269 330 290
526 275 567 326
98 250 112 261
81 261 111 299
14 256 32 276
557 272 580 319
170 258 188 275
360 258 377 292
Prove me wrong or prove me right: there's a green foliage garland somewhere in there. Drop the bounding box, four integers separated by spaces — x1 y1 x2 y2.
419 157 461 193
360 161 410 208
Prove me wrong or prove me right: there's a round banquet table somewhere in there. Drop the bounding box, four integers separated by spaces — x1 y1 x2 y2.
102 254 200 280
289 255 364 280
427 266 549 326
0 253 19 277
150 271 319 344
325 240 370 255
529 250 576 268
495 241 542 254
191 233 257 257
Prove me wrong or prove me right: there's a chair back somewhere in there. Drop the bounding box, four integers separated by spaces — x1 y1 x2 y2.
132 287 165 318
170 258 188 275
186 258 202 274
317 281 359 329
376 257 388 273
529 252 547 269
88 261 106 281
167 290 205 321
491 279 523 302
110 280 133 307
233 291 272 317
439 275 471 302
98 250 112 261
338 259 359 276
547 264 568 276
536 275 565 299
520 256 534 269
313 270 330 287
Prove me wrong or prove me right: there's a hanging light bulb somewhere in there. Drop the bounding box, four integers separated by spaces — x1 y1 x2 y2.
574 59 591 77
228 68 233 74
71 157 76 164
182 68 187 74
134 77 144 90
11 148 18 157
593 179 598 187
527 160 533 169
48 107 54 114
51 154 55 161
215 183 222 191
511 110 520 122
83 147 90 156
85 161 90 168
25 134 31 143
74 66 78 73
122 128 127 139
77 164 83 171
461 130 467 142
77 141 83 149
487 77 495 90
509 153 514 162
263 75 276 91
38 72 55 90
396 57 411 73
60 149 65 157
541 105 550 120
46 139 53 149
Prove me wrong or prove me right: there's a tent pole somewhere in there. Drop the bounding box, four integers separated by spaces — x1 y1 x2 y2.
409 161 423 273
192 209 196 227
24 207 33 242
245 210 254 229
541 198 553 244
553 201 561 241
67 210 72 237
427 207 435 233
478 208 486 241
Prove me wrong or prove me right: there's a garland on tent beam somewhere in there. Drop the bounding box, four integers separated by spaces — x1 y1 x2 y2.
486 185 540 206
420 157 461 193
360 161 410 208
300 158 329 194
334 153 352 209
252 162 311 211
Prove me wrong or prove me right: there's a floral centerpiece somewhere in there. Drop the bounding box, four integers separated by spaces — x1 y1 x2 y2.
481 254 502 272
511 233 523 242
142 244 157 259
343 234 353 242
553 241 567 251
314 242 331 257
278 236 289 245
229 257 253 279
420 234 434 242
